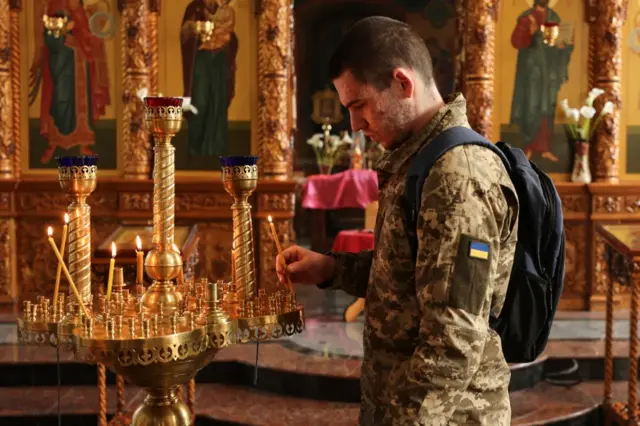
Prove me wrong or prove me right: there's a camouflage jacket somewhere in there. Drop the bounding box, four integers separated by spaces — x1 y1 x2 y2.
322 94 519 425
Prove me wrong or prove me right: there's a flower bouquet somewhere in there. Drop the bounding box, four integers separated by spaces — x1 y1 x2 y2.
307 131 353 175
559 88 614 183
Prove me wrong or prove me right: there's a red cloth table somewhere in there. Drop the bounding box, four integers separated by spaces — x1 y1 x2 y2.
302 169 378 210
302 169 378 252
332 229 375 253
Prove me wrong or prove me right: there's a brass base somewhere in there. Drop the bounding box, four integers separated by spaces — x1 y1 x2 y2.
140 280 183 315
132 387 191 426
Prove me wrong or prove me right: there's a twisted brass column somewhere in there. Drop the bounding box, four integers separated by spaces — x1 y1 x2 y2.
140 97 183 314
56 156 98 304
221 157 258 300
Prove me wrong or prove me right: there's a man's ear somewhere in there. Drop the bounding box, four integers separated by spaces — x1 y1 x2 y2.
391 68 414 99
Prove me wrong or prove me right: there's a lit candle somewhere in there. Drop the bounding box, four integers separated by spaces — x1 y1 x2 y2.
53 213 69 308
231 241 236 284
173 243 184 287
106 242 116 301
46 227 90 318
268 216 293 292
135 235 144 285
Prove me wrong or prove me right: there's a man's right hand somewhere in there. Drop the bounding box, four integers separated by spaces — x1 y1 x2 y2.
276 245 337 286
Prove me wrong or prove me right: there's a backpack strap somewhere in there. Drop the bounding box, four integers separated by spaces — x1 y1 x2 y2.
404 126 509 262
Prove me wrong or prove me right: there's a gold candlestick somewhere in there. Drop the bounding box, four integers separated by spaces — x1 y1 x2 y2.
221 156 258 300
136 235 144 285
140 97 184 315
56 156 98 305
53 213 69 308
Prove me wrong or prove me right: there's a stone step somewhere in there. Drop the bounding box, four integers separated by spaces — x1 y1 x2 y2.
0 381 617 426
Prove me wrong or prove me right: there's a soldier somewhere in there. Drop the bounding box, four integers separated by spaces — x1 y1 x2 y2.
277 16 519 426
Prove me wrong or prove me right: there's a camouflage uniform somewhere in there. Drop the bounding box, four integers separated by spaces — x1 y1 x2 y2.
321 93 519 425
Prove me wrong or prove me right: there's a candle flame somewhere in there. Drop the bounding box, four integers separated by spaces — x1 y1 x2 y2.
136 235 142 251
111 241 117 257
268 215 273 223
47 226 53 237
63 213 69 224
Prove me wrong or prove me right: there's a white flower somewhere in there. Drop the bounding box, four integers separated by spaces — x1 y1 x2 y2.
601 101 614 115
580 105 596 120
340 132 354 145
136 87 148 101
306 133 324 149
181 97 199 115
585 88 605 106
566 108 580 123
559 99 569 113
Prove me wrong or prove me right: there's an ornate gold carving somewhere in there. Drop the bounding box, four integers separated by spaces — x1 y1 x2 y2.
0 0 15 178
175 193 230 212
0 219 15 298
623 196 640 214
257 193 295 212
563 224 587 297
10 1 19 179
222 165 258 180
58 165 98 180
17 193 117 214
594 232 629 300
0 192 9 212
561 194 588 214
121 192 152 211
257 0 293 178
259 217 294 295
594 195 623 213
463 0 497 138
144 105 183 121
121 0 151 179
590 0 629 182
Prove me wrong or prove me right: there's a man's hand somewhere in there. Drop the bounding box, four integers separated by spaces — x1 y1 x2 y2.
276 245 337 286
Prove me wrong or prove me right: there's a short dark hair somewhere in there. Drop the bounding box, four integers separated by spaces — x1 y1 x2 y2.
328 16 434 90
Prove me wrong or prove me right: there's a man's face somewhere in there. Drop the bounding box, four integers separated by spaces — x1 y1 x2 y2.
333 70 411 150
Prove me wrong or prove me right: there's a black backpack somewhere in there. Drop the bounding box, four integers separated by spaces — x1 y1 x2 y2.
404 126 565 364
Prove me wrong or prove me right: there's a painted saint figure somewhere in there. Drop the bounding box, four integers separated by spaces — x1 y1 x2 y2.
181 0 239 157
510 0 573 162
29 0 111 164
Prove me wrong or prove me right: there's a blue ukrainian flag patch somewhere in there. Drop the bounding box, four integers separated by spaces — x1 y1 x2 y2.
468 240 489 260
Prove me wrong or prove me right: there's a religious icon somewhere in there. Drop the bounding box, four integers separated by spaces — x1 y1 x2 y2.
180 0 239 157
28 0 112 165
509 0 574 162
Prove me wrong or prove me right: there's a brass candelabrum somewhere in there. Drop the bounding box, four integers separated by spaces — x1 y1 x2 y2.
17 97 305 426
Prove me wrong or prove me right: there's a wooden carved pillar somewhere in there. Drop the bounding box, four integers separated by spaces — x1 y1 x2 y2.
119 0 151 180
589 0 629 183
0 0 14 178
9 0 20 179
256 0 292 179
463 0 498 138
0 191 16 302
256 0 296 292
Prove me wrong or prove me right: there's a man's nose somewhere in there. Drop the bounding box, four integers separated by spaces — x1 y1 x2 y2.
350 115 367 132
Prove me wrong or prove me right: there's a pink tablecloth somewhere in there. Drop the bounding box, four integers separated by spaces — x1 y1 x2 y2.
302 169 378 210
332 230 375 253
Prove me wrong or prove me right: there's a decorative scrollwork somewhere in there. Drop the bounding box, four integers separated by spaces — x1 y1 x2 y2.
144 106 183 121
58 165 98 181
236 308 305 343
221 165 259 181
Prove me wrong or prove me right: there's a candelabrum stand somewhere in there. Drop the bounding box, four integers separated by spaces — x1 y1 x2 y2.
57 156 98 306
16 96 305 426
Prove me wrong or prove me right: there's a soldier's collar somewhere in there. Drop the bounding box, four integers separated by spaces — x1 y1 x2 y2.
375 93 466 176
